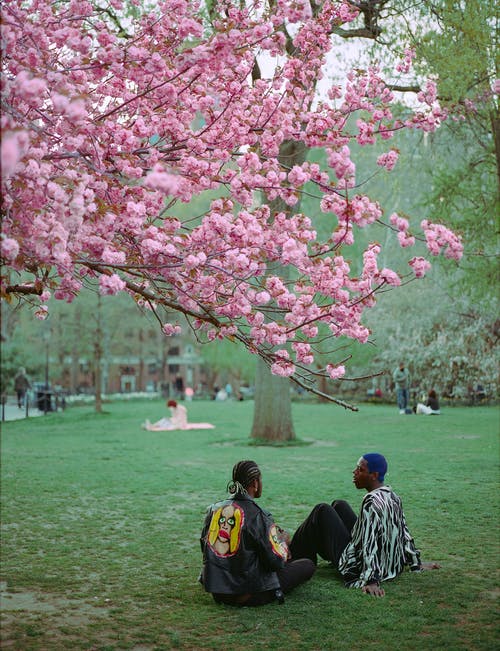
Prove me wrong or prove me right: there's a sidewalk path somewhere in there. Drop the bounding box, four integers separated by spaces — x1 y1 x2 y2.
1 403 45 422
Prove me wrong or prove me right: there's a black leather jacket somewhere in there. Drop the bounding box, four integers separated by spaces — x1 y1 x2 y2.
200 492 288 595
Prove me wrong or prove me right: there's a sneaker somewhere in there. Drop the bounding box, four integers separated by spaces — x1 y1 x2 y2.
399 410 405 414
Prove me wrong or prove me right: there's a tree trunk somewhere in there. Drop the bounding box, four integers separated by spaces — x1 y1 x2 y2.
251 356 295 441
70 307 81 394
94 294 103 413
138 328 145 391
250 139 306 442
490 111 500 198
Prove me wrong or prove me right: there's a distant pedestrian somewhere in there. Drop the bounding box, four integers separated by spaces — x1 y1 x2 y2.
393 362 410 414
174 374 184 398
14 367 31 409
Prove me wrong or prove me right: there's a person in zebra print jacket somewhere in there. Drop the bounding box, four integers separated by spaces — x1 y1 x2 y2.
289 453 440 597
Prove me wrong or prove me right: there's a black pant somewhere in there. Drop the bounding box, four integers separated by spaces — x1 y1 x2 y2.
289 500 357 567
212 558 316 607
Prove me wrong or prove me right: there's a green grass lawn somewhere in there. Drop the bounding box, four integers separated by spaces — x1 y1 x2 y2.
1 400 498 650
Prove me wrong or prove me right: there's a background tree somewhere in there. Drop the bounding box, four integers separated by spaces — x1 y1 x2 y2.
396 0 498 296
345 0 499 399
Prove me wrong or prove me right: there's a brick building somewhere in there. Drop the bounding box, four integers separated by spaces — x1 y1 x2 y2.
56 342 208 397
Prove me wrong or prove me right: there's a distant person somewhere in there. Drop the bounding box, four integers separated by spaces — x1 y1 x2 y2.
215 388 228 401
288 453 440 597
415 390 440 415
225 383 233 399
200 460 315 606
14 367 31 408
474 384 486 402
174 374 184 398
393 362 411 414
142 400 214 431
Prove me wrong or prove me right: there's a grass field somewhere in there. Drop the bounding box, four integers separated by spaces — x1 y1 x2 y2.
1 399 498 650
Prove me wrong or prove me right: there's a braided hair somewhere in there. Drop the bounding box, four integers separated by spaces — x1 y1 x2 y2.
227 460 261 495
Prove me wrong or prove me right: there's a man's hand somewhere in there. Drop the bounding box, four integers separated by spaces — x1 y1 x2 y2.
420 561 441 570
362 583 385 597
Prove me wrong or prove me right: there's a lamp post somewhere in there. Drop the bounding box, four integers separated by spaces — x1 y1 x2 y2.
43 327 50 414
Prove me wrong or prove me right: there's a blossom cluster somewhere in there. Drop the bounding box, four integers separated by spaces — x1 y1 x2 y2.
0 0 462 386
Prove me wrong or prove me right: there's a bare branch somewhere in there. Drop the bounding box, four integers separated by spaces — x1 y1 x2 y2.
4 284 42 296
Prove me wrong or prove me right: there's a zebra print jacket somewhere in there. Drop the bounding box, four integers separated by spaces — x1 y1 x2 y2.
338 485 422 588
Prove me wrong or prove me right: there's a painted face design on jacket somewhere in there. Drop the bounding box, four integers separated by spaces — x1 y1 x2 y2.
269 524 289 561
208 503 244 557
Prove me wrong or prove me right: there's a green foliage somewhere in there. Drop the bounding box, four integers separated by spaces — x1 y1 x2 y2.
200 337 256 386
409 0 498 297
417 122 499 297
361 272 499 398
415 0 496 105
1 400 498 650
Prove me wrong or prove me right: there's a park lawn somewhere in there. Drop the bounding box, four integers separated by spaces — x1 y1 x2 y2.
0 400 498 651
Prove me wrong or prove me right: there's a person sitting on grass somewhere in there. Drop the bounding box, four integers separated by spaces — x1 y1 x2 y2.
415 389 441 415
199 460 315 606
142 400 214 431
288 453 440 597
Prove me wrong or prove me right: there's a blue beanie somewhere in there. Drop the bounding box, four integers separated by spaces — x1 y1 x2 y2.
363 453 387 482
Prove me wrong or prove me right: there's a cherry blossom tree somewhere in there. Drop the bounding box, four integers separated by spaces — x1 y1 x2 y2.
1 0 463 435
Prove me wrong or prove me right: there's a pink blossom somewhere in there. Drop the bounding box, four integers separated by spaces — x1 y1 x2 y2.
162 323 182 336
326 364 346 379
99 274 126 295
288 165 310 187
378 268 401 286
417 80 438 105
102 248 126 264
397 231 415 248
271 349 295 377
1 136 22 180
1 237 20 261
40 290 51 302
34 305 49 320
254 291 271 305
327 146 355 183
396 48 415 74
409 257 432 278
144 167 181 195
356 120 376 145
14 71 47 103
376 149 399 171
390 213 409 231
421 221 464 260
277 0 312 22
292 342 314 365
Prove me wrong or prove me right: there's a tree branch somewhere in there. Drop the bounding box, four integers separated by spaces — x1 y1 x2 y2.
4 284 42 296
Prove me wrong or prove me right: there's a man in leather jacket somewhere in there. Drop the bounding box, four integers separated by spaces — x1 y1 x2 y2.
200 460 315 606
